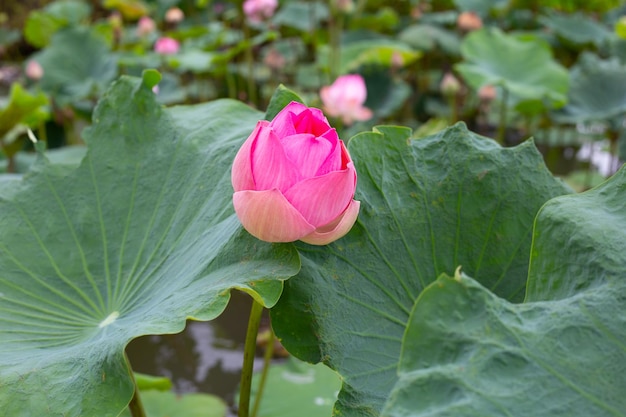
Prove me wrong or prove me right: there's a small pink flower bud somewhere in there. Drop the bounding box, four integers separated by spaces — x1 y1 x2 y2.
478 84 497 101
136 16 156 37
243 0 278 24
154 37 180 55
263 48 286 70
440 72 461 96
334 0 354 13
108 12 123 29
25 60 44 80
320 74 373 125
165 7 184 23
232 102 360 245
457 11 483 31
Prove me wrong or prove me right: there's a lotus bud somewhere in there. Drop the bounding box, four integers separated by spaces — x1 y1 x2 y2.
320 74 373 125
478 84 497 101
136 16 156 37
231 102 360 245
243 0 278 24
440 72 461 96
25 60 44 80
165 7 184 23
457 11 483 31
154 37 180 55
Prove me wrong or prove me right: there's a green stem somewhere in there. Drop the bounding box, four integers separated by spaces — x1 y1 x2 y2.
497 87 509 145
251 327 275 417
328 6 343 80
243 25 257 106
239 299 264 417
125 353 147 417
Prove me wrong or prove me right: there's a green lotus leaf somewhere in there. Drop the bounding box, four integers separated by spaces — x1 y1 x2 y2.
398 24 461 55
24 0 91 48
539 11 612 46
552 53 626 123
0 83 49 140
120 390 227 417
453 0 509 14
0 74 299 416
272 1 329 32
247 357 342 417
381 166 626 416
455 28 570 114
319 39 421 74
32 27 118 107
271 124 570 416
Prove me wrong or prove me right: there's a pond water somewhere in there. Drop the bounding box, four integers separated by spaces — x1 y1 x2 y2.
126 291 265 416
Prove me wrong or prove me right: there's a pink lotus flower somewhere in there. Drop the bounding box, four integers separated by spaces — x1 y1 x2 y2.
457 11 483 31
320 75 373 125
25 60 44 80
232 102 360 245
154 37 180 55
243 0 278 24
164 7 184 23
136 16 156 37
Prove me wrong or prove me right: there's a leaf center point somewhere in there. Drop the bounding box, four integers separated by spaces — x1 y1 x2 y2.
99 311 120 328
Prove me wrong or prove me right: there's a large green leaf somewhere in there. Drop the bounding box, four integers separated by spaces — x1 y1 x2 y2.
319 39 421 74
455 28 570 114
398 24 461 55
247 357 342 417
24 0 92 48
32 27 118 106
381 166 626 416
271 124 570 416
539 11 612 47
0 83 49 140
552 53 626 123
0 74 299 416
120 390 227 417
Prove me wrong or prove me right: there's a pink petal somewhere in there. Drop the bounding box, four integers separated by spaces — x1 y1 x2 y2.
301 200 360 245
353 106 373 122
232 122 262 192
283 166 357 227
280 133 334 178
251 121 302 192
269 102 308 138
316 139 346 176
233 189 316 242
292 107 332 137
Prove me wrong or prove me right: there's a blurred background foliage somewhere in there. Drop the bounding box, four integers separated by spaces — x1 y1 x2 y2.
1 0 625 191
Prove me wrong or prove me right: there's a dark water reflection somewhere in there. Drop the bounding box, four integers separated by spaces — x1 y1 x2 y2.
126 291 258 416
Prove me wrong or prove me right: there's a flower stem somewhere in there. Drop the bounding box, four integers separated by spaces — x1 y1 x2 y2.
497 87 509 145
238 298 264 417
125 353 147 417
251 327 275 417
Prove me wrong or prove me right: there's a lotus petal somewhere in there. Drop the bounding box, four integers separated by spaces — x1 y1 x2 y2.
233 189 316 242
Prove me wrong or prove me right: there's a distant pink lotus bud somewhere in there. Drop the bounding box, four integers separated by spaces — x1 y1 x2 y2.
154 37 180 55
320 75 373 125
108 12 123 28
391 51 404 69
25 60 44 80
165 7 184 23
478 84 497 101
243 0 278 24
263 48 286 70
440 72 461 96
232 102 360 245
333 0 354 13
457 11 483 31
136 16 156 37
